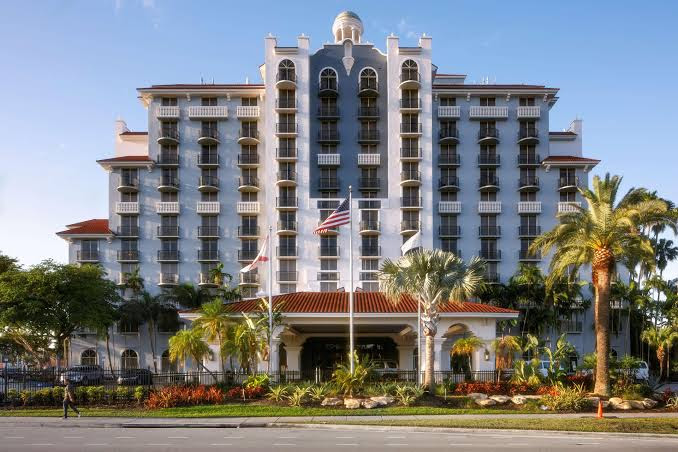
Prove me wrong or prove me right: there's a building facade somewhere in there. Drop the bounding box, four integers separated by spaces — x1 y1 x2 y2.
58 12 629 375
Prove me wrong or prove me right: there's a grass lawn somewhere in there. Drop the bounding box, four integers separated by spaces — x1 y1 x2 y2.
318 417 678 435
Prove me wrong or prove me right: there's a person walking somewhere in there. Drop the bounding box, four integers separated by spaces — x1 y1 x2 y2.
63 378 81 419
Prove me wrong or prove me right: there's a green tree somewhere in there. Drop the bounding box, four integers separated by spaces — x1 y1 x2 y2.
378 249 485 391
123 266 144 296
641 326 678 381
450 336 484 373
0 253 19 274
192 299 232 373
491 335 522 369
168 328 215 377
168 283 211 309
531 173 669 395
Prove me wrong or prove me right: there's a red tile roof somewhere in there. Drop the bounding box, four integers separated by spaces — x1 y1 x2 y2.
433 84 556 90
96 155 153 163
201 292 517 315
542 155 600 163
57 219 111 236
139 84 264 90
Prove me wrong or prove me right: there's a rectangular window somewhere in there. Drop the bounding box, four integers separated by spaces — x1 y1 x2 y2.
479 97 496 106
519 97 535 106
440 97 456 106
161 97 177 106
320 281 338 292
201 97 217 106
241 97 258 106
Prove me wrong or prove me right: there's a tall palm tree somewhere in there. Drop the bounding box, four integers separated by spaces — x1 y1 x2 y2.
641 326 678 381
168 328 215 377
508 264 547 335
192 299 232 373
451 336 485 373
531 173 668 395
378 249 485 391
232 313 267 374
123 267 144 296
169 283 211 309
653 238 678 278
491 335 522 369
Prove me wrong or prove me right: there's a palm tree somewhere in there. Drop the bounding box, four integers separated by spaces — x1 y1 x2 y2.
531 173 669 395
508 264 546 335
491 335 522 370
168 328 215 377
653 238 678 278
169 283 211 309
209 263 226 286
123 267 144 296
192 299 232 373
378 249 485 391
232 313 267 374
451 336 485 373
641 326 678 381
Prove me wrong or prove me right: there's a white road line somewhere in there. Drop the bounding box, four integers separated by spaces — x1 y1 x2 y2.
279 436 298 438
576 443 600 446
64 436 84 439
210 444 232 447
115 436 136 439
85 444 108 447
386 436 406 439
5 436 25 439
147 444 171 446
225 436 244 439
385 444 408 447
336 444 359 446
273 444 297 447
28 444 54 447
336 436 355 439
167 436 188 439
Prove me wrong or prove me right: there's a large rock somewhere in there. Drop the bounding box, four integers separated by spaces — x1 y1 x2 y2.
608 397 624 408
475 398 497 407
321 397 343 407
511 395 527 405
628 400 645 410
361 399 380 409
642 398 658 409
587 396 600 407
370 396 395 406
539 405 550 411
467 393 488 400
344 398 362 409
522 395 542 400
489 395 511 404
615 401 634 410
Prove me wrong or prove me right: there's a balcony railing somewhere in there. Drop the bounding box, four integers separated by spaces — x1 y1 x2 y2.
198 175 219 189
278 271 298 282
318 272 339 281
197 202 220 214
478 201 502 213
401 171 421 183
559 320 583 334
558 176 579 188
157 152 179 166
359 79 378 93
400 220 420 231
479 177 499 188
156 106 180 119
439 153 460 165
359 221 380 232
438 105 460 118
197 250 220 261
157 226 179 237
276 148 297 160
159 273 179 286
188 105 229 119
237 226 259 237
238 129 259 142
479 249 502 260
198 128 219 143
359 272 378 281
358 106 379 117
518 154 541 165
438 201 462 213
518 127 539 141
318 81 338 95
517 106 541 118
478 154 500 165
519 225 542 236
359 177 380 190
317 153 341 166
115 202 139 214
400 123 422 134
478 127 499 141
438 176 460 189
198 154 219 166
277 246 298 258
239 273 260 285
157 250 180 261
197 226 220 237
276 72 296 85
235 106 260 119
76 250 99 262
236 202 260 214
117 250 139 261
518 176 540 188
479 226 501 237
276 98 297 110
276 123 298 134
360 246 381 257
400 71 421 85
469 106 508 119
158 176 179 190
118 177 138 190
238 177 259 189
117 226 139 237
519 249 542 260
357 153 380 166
557 202 582 213
485 272 501 283
517 201 542 214
318 178 340 190
317 106 340 117
400 147 422 159
277 221 298 232
319 246 340 257
156 202 179 214
439 128 459 141
400 98 421 109
237 250 258 261
439 225 461 237
358 130 380 142
317 130 340 142
237 153 259 165
158 128 179 143
401 196 423 208
276 197 298 208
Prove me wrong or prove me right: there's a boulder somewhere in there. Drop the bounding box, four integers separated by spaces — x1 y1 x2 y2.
370 396 395 406
587 396 600 407
539 405 550 411
467 393 488 400
615 401 634 410
344 398 361 409
628 400 645 410
475 398 497 407
321 397 343 407
361 399 380 409
522 395 542 400
608 397 624 408
489 395 511 404
511 395 527 405
642 398 658 409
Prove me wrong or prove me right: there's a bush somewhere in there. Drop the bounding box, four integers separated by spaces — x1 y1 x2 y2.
332 352 374 397
244 374 270 390
540 384 589 412
267 385 289 402
612 381 652 400
286 386 309 407
394 384 425 406
145 385 227 409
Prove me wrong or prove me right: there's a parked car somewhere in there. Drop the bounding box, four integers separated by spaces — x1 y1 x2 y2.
372 360 401 379
117 368 153 386
537 360 566 377
59 365 104 385
634 361 649 381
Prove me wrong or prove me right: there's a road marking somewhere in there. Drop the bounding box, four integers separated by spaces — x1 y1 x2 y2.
385 444 408 447
273 444 297 447
147 444 171 446
336 444 359 447
279 436 298 438
115 436 136 439
167 436 188 439
576 443 600 446
210 444 232 447
5 436 25 439
336 436 354 439
386 436 406 439
85 444 108 447
225 436 244 439
28 444 54 447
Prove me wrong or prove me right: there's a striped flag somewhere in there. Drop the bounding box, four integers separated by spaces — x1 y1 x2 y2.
314 196 350 234
240 234 269 273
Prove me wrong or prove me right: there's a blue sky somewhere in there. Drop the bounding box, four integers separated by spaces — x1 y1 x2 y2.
0 0 677 278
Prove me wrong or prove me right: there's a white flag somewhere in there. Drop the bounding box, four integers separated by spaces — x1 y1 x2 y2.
240 234 269 273
401 230 422 255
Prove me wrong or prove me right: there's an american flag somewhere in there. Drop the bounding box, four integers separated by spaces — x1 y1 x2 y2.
314 196 351 234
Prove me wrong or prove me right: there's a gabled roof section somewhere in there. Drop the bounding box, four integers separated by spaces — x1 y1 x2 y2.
57 219 113 239
97 155 154 170
542 155 600 170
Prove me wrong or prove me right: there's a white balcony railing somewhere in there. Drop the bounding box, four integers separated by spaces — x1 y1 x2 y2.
438 201 462 213
156 106 180 119
156 202 180 214
558 202 582 213
357 153 380 166
517 106 541 118
317 153 341 166
478 201 502 213
197 202 220 214
187 106 229 119
438 105 461 118
517 201 542 214
159 273 179 285
469 106 508 119
117 272 128 286
237 202 261 214
236 106 260 119
115 202 139 214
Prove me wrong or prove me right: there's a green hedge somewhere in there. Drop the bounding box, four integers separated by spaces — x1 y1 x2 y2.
2 386 148 407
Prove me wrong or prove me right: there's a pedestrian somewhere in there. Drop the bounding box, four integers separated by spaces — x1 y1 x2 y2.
63 378 81 419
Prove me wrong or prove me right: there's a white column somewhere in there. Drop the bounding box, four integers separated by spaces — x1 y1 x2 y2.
397 345 415 370
270 338 281 374
433 338 447 371
285 346 302 372
351 27 356 42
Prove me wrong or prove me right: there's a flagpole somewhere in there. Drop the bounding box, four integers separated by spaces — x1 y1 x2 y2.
417 301 421 385
348 186 355 374
267 226 273 375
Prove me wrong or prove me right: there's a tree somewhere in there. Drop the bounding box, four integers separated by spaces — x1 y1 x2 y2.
0 253 19 274
378 249 485 391
491 335 522 369
231 313 267 374
450 336 484 373
168 328 215 377
0 261 120 366
192 299 232 373
641 326 678 381
123 266 144 295
168 283 211 309
531 173 669 395
653 238 678 278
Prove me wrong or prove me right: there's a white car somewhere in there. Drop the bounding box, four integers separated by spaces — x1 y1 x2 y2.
633 361 649 381
537 360 566 377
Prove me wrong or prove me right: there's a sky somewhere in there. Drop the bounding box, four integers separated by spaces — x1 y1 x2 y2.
0 0 677 278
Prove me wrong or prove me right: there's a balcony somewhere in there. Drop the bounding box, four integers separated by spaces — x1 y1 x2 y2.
438 105 461 118
117 176 138 193
439 225 461 237
558 176 579 190
359 272 378 281
278 271 298 282
319 246 340 258
236 202 260 214
358 79 378 96
359 246 381 257
276 98 297 111
157 175 179 192
197 226 220 238
400 171 421 186
358 130 380 143
197 202 220 214
519 249 542 261
235 106 260 119
156 202 179 214
400 220 420 233
277 221 298 234
400 122 422 136
400 98 421 110
359 177 380 190
519 225 542 236
276 122 298 136
317 130 340 143
438 128 459 144
237 153 260 166
276 72 297 89
276 148 297 160
359 221 380 234
157 152 179 166
238 129 260 145
469 106 508 119
115 202 139 214
438 176 460 191
318 81 339 97
438 201 461 214
238 176 260 192
478 154 501 166
485 272 501 283
518 176 540 191
237 225 259 237
400 147 422 160
197 153 219 167
276 171 297 186
157 226 179 238
517 106 541 119
239 273 260 286
517 201 542 214
276 197 298 209
518 127 539 144
559 319 583 334
401 196 423 209
557 202 582 214
158 273 179 287
157 128 179 145
117 226 139 237
357 153 380 166
357 106 379 118
317 153 341 166
237 250 258 262
317 106 340 118
399 71 421 89
478 177 500 191
478 201 502 213
76 250 99 262
157 250 180 262
439 153 461 166
188 105 229 119
318 178 340 191
198 175 219 192
199 273 218 287
156 106 180 119
277 246 298 258
479 226 501 237
479 249 501 260
117 250 139 262
197 250 220 261
477 127 499 144
197 128 219 145
518 154 541 166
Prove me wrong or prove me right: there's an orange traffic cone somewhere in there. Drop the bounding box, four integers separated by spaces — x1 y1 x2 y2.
597 400 604 419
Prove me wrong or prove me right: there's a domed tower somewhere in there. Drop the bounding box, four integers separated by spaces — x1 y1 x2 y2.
332 11 363 44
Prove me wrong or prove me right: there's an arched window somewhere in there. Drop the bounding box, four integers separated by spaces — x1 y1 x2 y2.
319 68 338 92
161 350 177 373
278 59 295 83
80 349 97 366
121 349 139 370
359 68 377 92
401 59 419 83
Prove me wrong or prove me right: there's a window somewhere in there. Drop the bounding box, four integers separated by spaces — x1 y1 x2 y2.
320 281 338 292
359 67 377 90
201 191 218 202
278 59 295 82
241 97 258 106
201 97 217 106
440 97 456 106
480 191 497 201
118 320 139 334
121 191 138 202
81 349 97 366
401 59 419 81
479 97 496 106
479 120 496 136
159 145 178 164
161 97 177 106
161 350 177 372
279 283 296 294
319 68 338 91
157 311 180 334
520 191 537 202
80 239 98 258
441 238 458 253
361 259 379 271
161 191 178 202
560 310 583 333
560 191 576 202
519 97 535 106
362 282 379 292
121 349 139 370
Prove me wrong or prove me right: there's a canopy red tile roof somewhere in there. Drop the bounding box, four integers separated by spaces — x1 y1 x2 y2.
198 292 517 315
57 219 111 236
96 155 153 163
542 155 600 163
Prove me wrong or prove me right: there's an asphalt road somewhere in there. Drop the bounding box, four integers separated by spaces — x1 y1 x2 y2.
1 426 678 451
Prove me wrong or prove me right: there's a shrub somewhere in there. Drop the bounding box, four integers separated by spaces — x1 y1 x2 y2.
565 374 593 390
394 384 425 406
540 384 589 412
332 352 374 397
286 386 309 407
225 387 244 400
244 374 270 390
308 383 330 402
612 381 652 400
267 385 289 402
